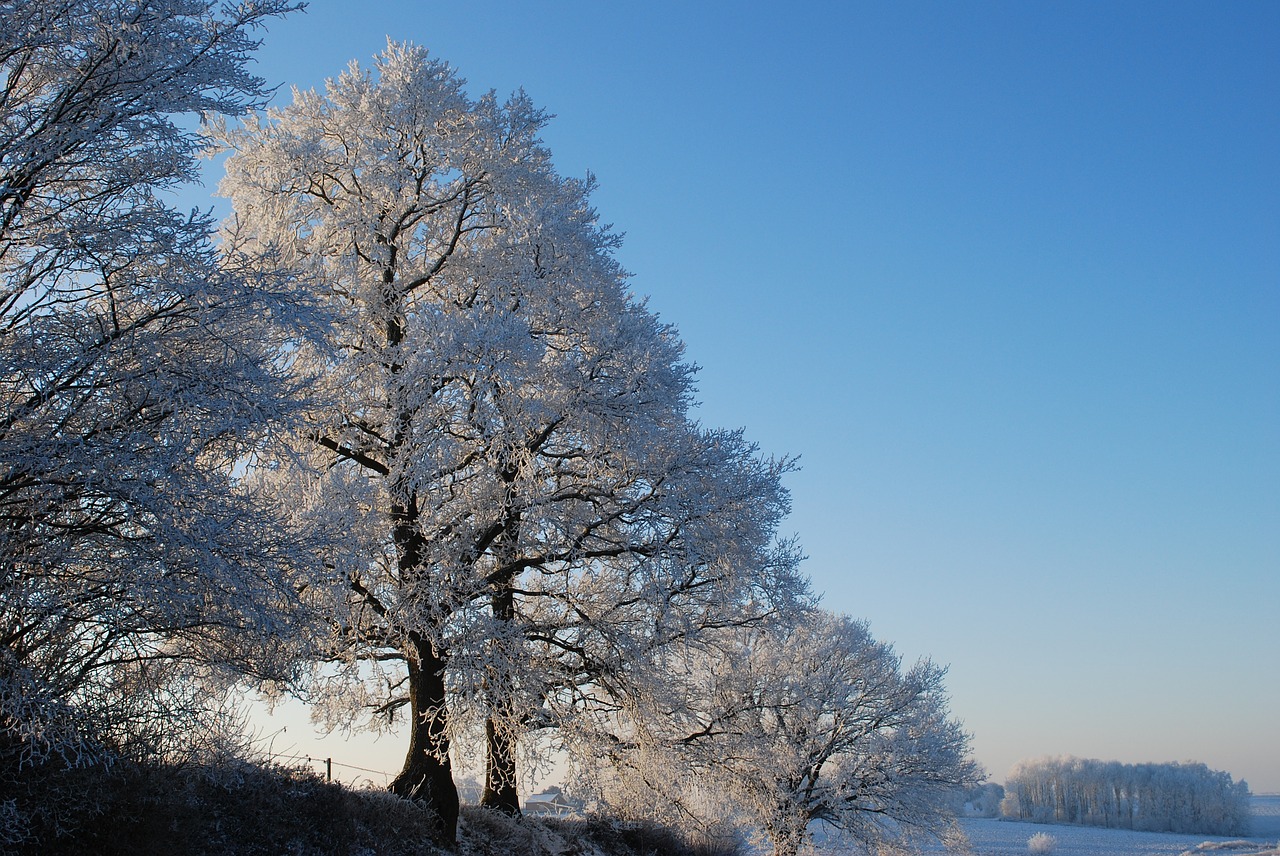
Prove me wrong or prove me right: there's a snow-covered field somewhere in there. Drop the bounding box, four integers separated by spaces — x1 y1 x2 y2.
909 796 1280 856
920 817 1278 856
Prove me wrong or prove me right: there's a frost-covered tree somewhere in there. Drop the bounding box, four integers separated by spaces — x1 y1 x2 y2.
956 781 1005 817
217 41 807 841
1 0 307 801
583 611 978 856
1002 756 1252 836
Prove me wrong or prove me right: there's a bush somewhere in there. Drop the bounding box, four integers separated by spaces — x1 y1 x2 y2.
957 782 1006 817
1028 832 1057 855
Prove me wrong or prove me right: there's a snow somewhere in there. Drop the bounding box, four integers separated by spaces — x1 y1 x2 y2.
792 797 1280 855
1251 796 1280 839
911 813 1279 856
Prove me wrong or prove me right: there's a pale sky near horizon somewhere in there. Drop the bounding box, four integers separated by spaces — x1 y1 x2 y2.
219 1 1279 793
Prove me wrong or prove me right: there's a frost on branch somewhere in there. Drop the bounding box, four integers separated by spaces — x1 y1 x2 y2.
1 0 309 837
218 40 810 841
576 611 980 856
1028 831 1058 855
1003 756 1253 836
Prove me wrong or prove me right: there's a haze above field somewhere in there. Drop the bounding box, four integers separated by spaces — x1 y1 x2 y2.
224 1 1279 791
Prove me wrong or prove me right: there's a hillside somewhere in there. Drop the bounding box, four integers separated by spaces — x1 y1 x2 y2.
4 760 735 856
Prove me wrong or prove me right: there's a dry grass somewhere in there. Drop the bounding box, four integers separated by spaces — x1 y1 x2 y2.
3 759 739 856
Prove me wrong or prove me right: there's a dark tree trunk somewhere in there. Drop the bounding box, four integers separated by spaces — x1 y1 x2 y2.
480 579 521 816
481 714 521 815
389 635 459 844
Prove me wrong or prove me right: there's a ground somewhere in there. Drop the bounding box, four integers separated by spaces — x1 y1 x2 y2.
907 796 1280 856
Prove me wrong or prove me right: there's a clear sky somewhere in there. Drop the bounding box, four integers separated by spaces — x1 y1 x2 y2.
221 1 1279 792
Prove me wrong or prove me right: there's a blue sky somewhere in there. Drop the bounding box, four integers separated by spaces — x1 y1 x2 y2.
226 2 1279 791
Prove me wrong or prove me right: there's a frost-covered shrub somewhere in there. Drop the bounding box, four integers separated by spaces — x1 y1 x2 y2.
1027 831 1057 854
958 782 1006 817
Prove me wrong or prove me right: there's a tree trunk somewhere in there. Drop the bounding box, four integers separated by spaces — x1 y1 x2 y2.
390 635 459 844
480 579 521 816
381 264 460 837
769 834 802 856
481 713 521 815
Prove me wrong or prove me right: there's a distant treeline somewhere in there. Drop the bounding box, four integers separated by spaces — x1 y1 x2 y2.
1001 756 1251 836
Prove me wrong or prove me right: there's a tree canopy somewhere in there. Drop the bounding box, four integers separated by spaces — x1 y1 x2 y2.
217 41 809 840
577 610 980 856
1003 756 1252 836
1 0 311 844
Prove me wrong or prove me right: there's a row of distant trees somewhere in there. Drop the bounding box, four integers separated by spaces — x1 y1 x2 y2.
1 3 981 855
1002 756 1252 836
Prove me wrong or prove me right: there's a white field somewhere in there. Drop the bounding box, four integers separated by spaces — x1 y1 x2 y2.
798 796 1280 855
907 796 1280 856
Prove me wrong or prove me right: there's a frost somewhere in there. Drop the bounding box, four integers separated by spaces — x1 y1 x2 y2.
1004 756 1254 836
574 610 981 856
1029 831 1058 854
217 40 809 843
2 0 308 810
